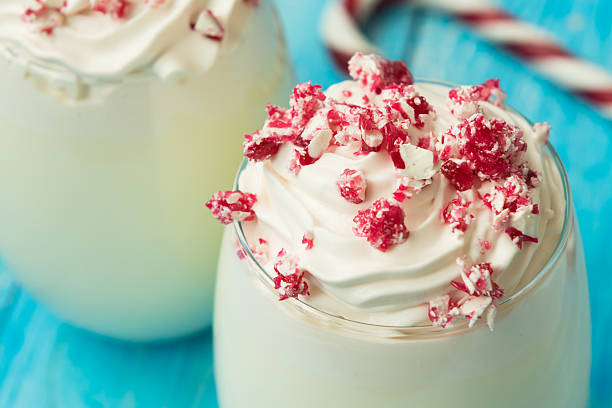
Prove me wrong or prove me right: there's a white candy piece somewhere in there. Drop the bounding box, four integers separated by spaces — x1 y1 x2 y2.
460 296 493 328
486 304 497 331
194 9 224 39
308 129 333 159
398 144 435 179
533 122 551 146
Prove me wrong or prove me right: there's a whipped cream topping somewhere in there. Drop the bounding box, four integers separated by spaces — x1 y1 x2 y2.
0 0 257 78
208 53 565 328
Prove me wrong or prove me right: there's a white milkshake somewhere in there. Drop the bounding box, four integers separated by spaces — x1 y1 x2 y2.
210 54 591 406
0 0 293 340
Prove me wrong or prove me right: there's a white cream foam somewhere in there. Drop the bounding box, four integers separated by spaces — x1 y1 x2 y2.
239 81 565 326
0 0 256 78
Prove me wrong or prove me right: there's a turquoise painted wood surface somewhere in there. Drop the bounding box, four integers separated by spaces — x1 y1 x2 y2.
1 0 611 406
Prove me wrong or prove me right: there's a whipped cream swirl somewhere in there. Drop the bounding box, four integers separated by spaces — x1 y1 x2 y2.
232 54 565 327
0 0 257 78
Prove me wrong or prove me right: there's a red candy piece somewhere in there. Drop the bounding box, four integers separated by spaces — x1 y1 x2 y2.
482 174 535 219
452 114 526 181
382 122 408 169
234 239 247 260
406 94 433 129
450 262 504 299
392 177 431 203
505 227 538 249
266 104 293 135
22 0 65 35
302 232 314 250
91 0 130 18
440 160 474 191
337 169 367 204
273 250 310 301
353 198 409 252
22 0 46 22
428 295 459 328
382 83 433 129
251 237 269 264
348 53 414 94
327 108 349 137
274 270 310 301
448 78 504 105
243 131 282 162
441 194 474 234
205 190 257 225
295 146 319 166
478 238 492 254
358 109 384 152
290 82 326 133
524 168 541 189
193 9 225 41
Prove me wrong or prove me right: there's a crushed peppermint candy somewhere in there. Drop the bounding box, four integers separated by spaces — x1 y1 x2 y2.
458 295 494 329
505 227 539 249
380 83 435 129
251 238 269 264
428 295 460 328
193 9 225 41
234 239 247 260
265 104 294 138
91 0 130 19
440 160 473 191
478 238 492 254
448 79 506 118
446 260 504 329
290 82 326 134
348 52 413 94
392 177 431 202
337 169 367 204
272 250 310 300
205 190 257 225
482 174 534 216
451 261 504 299
22 0 65 35
533 122 551 146
235 55 439 175
406 92 434 129
441 193 474 235
243 130 282 162
446 113 526 181
301 232 314 250
353 198 409 252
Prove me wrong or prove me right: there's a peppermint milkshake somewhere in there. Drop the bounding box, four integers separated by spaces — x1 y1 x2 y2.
0 0 293 340
210 54 590 406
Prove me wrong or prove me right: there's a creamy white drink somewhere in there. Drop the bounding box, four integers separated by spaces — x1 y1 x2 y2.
210 54 591 406
0 0 293 340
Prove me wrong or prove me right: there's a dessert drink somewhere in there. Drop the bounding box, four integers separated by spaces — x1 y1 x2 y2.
210 54 591 406
0 0 293 340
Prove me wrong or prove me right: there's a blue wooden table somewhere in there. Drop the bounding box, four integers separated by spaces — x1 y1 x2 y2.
1 1 611 406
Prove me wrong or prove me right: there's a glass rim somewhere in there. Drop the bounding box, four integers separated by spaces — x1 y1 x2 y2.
232 79 572 335
0 39 155 85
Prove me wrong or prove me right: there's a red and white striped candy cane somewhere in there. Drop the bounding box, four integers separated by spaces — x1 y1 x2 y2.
321 0 612 119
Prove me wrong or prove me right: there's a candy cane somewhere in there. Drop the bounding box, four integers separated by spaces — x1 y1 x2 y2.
321 0 612 119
